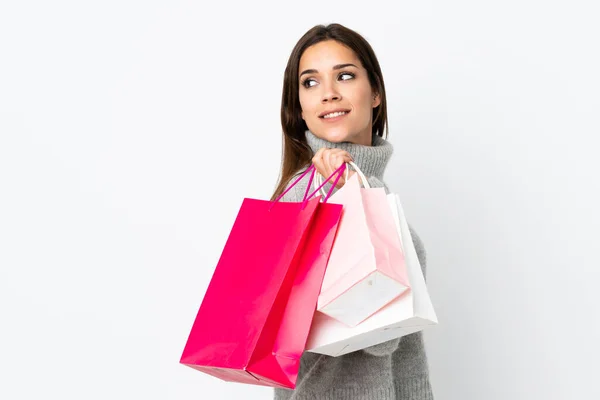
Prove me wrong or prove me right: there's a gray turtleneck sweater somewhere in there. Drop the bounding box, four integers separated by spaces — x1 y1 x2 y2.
273 130 434 400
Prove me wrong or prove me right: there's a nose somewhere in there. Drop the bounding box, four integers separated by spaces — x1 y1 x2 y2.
321 80 341 103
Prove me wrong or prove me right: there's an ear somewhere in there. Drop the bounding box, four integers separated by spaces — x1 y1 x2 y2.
301 110 305 120
372 92 381 108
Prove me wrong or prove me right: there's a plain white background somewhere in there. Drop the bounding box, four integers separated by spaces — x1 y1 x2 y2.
1 1 599 399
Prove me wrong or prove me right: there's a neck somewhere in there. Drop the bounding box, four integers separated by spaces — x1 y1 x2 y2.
305 129 393 179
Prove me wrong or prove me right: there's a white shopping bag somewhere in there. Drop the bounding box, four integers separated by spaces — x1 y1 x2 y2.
312 162 410 327
304 193 438 357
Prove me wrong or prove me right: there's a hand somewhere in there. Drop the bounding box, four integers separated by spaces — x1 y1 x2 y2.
312 148 357 189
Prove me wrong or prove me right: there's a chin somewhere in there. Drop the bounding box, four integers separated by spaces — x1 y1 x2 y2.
312 127 353 143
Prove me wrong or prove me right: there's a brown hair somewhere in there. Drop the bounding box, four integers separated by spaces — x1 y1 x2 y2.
271 23 389 200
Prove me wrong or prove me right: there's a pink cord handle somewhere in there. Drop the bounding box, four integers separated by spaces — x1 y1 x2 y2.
305 163 346 203
269 163 346 210
271 165 315 204
270 165 316 210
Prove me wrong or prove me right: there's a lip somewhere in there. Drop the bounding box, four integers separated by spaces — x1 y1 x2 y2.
319 109 351 118
320 113 349 123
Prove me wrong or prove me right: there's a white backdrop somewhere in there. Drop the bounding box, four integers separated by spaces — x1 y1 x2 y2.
1 1 599 399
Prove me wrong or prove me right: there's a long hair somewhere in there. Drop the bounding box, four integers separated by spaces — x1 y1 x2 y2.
271 23 389 200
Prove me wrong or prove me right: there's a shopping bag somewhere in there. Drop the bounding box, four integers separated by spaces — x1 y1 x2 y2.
180 165 344 388
312 162 410 327
304 192 438 356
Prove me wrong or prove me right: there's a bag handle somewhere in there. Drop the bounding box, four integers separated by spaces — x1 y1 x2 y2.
270 163 346 210
312 161 370 198
304 163 346 203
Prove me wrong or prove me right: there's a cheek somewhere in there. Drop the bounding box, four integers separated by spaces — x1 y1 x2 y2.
299 93 317 116
348 86 373 111
298 96 307 112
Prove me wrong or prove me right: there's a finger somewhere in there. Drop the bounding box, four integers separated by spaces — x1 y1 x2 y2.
334 156 346 188
322 150 333 180
328 152 348 188
318 150 335 188
327 151 338 176
312 148 324 165
312 148 327 180
331 151 352 173
335 151 345 168
330 149 353 167
341 151 353 164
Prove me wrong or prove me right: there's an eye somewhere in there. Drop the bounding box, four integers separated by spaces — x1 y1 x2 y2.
300 72 355 89
301 78 317 88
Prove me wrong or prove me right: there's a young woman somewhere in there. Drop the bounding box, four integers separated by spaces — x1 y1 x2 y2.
271 23 434 400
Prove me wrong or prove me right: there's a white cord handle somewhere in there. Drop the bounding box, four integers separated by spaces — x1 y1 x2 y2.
312 161 370 198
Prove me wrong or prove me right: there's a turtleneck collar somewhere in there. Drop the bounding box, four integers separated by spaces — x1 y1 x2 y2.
305 129 393 179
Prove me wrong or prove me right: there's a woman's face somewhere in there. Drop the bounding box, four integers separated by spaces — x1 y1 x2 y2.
298 40 380 146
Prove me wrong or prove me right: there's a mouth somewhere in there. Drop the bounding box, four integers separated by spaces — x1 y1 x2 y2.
319 110 351 121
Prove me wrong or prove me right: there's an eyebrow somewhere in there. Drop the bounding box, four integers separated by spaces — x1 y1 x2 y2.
299 63 358 78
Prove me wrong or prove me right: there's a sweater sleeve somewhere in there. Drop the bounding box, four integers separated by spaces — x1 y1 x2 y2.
362 220 428 357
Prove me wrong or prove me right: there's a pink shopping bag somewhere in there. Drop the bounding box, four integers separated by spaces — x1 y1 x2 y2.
313 162 410 327
305 193 438 357
180 165 344 388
